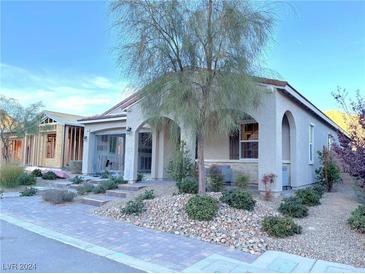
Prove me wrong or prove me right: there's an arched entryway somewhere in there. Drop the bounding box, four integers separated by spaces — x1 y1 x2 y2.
135 117 181 180
282 111 296 189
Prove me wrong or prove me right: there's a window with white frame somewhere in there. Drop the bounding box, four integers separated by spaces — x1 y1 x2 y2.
240 122 259 159
309 124 314 163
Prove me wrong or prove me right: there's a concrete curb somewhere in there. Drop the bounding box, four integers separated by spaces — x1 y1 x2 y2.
0 213 174 273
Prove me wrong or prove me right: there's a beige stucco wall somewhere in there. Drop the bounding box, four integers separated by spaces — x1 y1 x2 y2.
204 132 230 160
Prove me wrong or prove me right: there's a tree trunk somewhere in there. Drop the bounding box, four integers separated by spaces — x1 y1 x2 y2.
1 137 10 163
197 134 206 194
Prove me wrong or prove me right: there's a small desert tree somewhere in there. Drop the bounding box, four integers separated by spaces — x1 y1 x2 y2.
0 96 42 162
332 88 365 189
112 0 274 193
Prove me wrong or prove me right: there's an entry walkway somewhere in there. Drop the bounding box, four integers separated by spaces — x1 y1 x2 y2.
1 196 364 273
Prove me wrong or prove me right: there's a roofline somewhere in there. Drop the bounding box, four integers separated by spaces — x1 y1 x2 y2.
278 85 348 136
41 110 85 126
102 92 141 115
78 115 127 124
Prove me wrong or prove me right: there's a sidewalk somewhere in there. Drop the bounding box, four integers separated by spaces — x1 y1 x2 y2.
1 196 364 273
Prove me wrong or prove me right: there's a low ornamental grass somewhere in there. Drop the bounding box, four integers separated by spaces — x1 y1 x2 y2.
0 164 24 188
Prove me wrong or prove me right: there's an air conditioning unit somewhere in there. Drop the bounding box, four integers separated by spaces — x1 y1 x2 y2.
282 165 290 189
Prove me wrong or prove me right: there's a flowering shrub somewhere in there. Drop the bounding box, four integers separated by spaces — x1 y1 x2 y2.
262 173 276 201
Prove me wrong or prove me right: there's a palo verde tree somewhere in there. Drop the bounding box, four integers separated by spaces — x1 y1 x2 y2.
111 0 274 193
0 96 42 162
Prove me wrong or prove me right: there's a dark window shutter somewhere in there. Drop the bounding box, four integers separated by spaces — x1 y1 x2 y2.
229 130 239 160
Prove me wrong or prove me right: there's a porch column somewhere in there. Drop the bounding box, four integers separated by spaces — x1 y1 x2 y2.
157 128 165 179
150 128 158 179
123 131 138 183
258 115 282 196
82 130 93 174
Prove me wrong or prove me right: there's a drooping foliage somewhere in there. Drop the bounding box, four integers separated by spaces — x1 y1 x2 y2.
111 0 274 193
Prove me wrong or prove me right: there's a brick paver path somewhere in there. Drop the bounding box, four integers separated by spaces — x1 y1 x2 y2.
0 196 256 271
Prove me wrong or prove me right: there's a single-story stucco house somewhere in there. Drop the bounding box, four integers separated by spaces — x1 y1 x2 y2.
79 78 342 194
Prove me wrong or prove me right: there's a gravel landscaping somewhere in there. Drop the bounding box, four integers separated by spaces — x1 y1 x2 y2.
266 175 365 268
94 176 365 267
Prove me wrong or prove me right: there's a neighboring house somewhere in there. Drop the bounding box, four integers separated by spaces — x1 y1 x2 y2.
79 78 344 194
0 110 85 169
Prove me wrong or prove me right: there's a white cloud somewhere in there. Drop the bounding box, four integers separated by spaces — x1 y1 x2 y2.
0 63 133 116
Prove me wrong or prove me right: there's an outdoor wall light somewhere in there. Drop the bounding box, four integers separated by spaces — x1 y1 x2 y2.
83 136 88 141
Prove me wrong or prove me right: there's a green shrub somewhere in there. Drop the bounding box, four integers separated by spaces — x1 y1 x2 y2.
31 169 42 177
100 180 119 190
110 176 127 185
315 148 341 192
77 183 95 195
16 173 36 186
185 195 219 221
167 141 194 183
347 205 365 233
235 174 250 190
70 175 84 184
262 216 302 238
207 165 224 192
311 184 326 197
42 171 57 180
176 178 198 194
121 199 145 215
137 189 155 200
220 189 256 211
42 189 76 204
92 185 106 194
295 188 321 206
137 173 144 182
0 164 24 188
278 197 308 218
100 170 111 179
20 187 37 197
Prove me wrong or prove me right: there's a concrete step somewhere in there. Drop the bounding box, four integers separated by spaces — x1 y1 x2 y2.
81 197 110 207
118 184 145 191
51 181 73 189
106 189 127 198
33 186 53 194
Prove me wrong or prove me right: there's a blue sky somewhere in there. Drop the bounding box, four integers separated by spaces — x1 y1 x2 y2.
1 0 364 116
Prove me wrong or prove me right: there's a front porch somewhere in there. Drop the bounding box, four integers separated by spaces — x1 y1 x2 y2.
81 95 300 194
